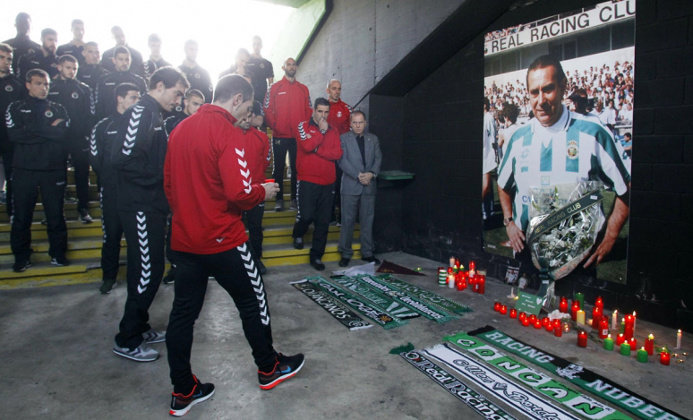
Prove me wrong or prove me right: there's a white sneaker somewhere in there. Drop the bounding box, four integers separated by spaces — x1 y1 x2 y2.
113 341 159 362
142 328 166 344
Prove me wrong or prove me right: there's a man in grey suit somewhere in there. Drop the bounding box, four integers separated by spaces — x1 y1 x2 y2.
338 111 382 267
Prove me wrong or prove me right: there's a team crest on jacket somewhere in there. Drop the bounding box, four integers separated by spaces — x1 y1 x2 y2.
194 73 201 79
45 110 54 118
5 85 13 92
71 92 79 99
567 140 578 159
337 111 342 117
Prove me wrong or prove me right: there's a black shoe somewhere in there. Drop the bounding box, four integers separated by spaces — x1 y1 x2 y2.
310 258 325 271
339 258 350 267
289 199 297 210
169 375 215 417
51 256 70 266
275 200 284 212
258 353 305 390
100 278 116 294
13 259 32 273
361 256 381 264
163 267 177 284
293 237 303 250
257 259 267 275
79 208 93 224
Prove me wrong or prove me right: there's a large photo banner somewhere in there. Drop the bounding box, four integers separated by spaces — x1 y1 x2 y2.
482 0 635 286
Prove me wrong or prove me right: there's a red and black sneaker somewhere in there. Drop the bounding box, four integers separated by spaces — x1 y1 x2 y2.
169 375 215 417
258 353 305 390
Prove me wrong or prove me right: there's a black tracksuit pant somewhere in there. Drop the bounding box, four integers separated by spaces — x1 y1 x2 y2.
99 183 123 280
2 150 13 217
243 203 265 260
271 137 296 201
292 180 334 260
166 243 276 393
115 210 166 349
11 168 67 262
68 143 90 211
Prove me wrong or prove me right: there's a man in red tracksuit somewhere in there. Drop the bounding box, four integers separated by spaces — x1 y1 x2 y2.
263 57 312 212
326 79 351 225
292 97 343 271
165 75 304 417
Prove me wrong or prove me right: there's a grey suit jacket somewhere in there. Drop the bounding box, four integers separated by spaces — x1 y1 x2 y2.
339 130 382 195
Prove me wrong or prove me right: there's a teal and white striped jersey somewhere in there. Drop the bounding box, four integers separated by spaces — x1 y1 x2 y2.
497 105 631 231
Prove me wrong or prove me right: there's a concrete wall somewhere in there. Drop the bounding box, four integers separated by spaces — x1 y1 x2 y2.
297 0 464 111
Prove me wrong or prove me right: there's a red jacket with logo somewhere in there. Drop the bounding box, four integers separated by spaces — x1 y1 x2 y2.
296 119 343 185
327 99 351 135
164 104 265 254
263 76 312 138
244 127 271 181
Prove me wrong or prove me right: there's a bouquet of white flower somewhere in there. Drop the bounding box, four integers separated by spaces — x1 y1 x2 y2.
526 181 606 280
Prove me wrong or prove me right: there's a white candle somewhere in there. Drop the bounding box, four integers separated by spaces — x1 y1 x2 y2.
676 329 682 349
449 257 455 267
611 310 618 331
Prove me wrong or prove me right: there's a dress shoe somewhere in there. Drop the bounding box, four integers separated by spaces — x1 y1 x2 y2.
338 258 350 267
293 237 304 249
310 258 325 271
361 256 381 264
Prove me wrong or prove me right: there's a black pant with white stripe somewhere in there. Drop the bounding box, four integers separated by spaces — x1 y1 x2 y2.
243 203 265 260
115 210 166 349
100 184 123 280
271 137 297 201
166 243 276 394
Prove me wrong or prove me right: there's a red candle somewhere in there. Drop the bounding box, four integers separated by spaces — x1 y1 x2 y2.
616 333 625 345
571 302 580 321
598 318 609 339
499 305 508 315
553 321 563 337
545 321 554 333
628 337 637 350
521 317 530 327
559 297 568 313
529 314 537 324
519 312 527 320
541 317 550 327
660 352 671 365
645 334 654 356
592 306 602 330
478 275 486 294
493 302 501 312
578 331 588 347
595 296 604 311
509 309 517 319
624 314 635 340
533 319 542 329
459 277 467 290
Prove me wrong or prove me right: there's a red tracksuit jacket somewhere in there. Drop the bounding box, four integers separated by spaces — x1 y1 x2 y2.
263 76 312 138
244 126 271 180
327 99 351 135
164 104 265 254
296 119 343 185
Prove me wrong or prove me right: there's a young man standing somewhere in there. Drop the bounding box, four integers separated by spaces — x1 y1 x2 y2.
3 13 40 76
77 42 108 92
165 75 304 416
110 67 189 362
144 34 171 81
95 46 147 119
89 82 141 294
178 40 213 104
49 54 95 223
292 97 343 270
57 19 86 68
17 28 59 80
101 26 145 77
6 69 70 271
0 43 25 217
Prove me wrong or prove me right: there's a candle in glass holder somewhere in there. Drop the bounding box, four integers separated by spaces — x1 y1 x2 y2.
611 310 618 331
592 307 602 330
500 305 508 315
603 334 614 351
660 352 671 365
449 256 455 267
553 320 562 337
575 292 584 309
571 302 580 321
509 309 517 319
559 297 568 313
598 318 609 339
521 317 530 327
676 329 682 349
624 314 635 340
493 302 501 312
645 334 654 356
519 312 527 321
541 317 551 328
576 309 586 325
620 342 631 355
529 314 537 324
563 323 570 333
632 311 637 335
616 333 625 346
477 274 486 294
637 347 648 363
628 337 637 350
469 261 476 277
533 319 542 329
578 331 588 347
595 296 604 311
545 321 554 333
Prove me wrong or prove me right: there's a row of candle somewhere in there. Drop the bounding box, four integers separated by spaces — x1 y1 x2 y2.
602 333 671 364
438 265 486 294
493 302 568 337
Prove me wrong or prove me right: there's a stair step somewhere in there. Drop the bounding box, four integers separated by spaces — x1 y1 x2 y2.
0 237 126 265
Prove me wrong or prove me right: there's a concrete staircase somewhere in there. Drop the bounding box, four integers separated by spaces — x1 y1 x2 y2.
0 170 359 289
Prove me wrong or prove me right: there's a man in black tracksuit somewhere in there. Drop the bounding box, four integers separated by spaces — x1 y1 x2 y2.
95 46 147 120
178 40 213 104
17 28 59 81
76 42 108 92
49 54 95 223
6 69 70 272
0 43 25 218
3 13 41 76
90 82 141 294
109 67 189 362
101 26 145 78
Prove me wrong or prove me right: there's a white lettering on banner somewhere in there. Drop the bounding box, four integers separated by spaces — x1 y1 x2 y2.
485 0 635 56
483 332 555 364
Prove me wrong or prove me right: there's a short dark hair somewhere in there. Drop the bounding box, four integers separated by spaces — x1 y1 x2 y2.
624 132 632 139
26 68 49 83
71 19 84 27
213 74 253 103
0 43 13 54
85 41 98 49
350 110 366 121
526 54 567 88
15 13 30 26
114 46 130 57
502 103 519 124
483 97 490 110
185 88 204 101
115 82 139 98
148 33 161 43
314 97 330 109
58 54 77 65
41 28 57 39
150 66 189 90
